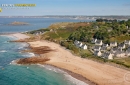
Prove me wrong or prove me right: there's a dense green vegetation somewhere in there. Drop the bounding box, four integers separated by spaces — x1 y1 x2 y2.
68 19 130 44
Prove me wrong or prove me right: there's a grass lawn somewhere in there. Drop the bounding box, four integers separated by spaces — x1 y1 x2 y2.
114 57 130 66
110 35 130 43
42 29 72 40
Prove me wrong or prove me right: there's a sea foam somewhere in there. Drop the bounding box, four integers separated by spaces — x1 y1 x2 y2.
0 50 7 53
22 52 35 57
42 65 88 85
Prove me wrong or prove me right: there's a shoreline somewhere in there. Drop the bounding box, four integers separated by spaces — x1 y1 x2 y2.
7 33 130 85
45 64 96 85
8 33 94 85
27 40 130 85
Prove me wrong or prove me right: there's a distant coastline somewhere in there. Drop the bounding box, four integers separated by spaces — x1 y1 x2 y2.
0 15 129 21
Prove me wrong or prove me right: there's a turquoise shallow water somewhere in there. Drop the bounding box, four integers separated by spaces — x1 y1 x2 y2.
0 36 87 85
0 18 90 85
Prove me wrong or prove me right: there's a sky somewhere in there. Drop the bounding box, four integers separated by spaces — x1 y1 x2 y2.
0 0 130 16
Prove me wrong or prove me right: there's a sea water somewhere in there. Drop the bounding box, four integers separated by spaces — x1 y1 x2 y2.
0 18 95 33
0 18 90 85
0 35 88 85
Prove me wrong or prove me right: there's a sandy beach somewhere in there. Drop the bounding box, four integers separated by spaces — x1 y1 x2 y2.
10 33 30 40
11 33 130 85
28 40 130 85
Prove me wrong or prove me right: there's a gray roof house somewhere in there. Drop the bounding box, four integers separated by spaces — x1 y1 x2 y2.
126 47 130 56
81 44 87 50
93 45 101 51
94 51 102 56
124 40 130 45
95 40 103 46
101 47 107 52
115 51 126 58
110 41 117 47
128 46 130 51
110 47 118 52
74 40 79 46
110 47 118 56
118 43 126 49
91 38 97 44
77 42 83 48
102 44 109 47
102 52 113 59
113 47 126 58
110 47 123 56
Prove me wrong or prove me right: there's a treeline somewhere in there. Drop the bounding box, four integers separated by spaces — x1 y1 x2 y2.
27 28 50 34
68 19 130 43
96 19 118 22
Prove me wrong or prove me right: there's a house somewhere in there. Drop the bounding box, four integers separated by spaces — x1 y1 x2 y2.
110 47 123 56
110 41 117 47
118 43 126 49
102 44 109 47
110 47 118 53
107 27 113 32
128 46 130 51
93 25 99 30
74 40 79 46
93 45 101 51
34 31 44 36
94 51 102 56
101 47 107 52
81 44 87 50
126 26 129 29
126 47 130 56
115 51 126 58
93 26 99 29
124 40 130 45
77 42 83 48
126 50 130 56
95 40 103 46
91 38 97 44
110 47 118 56
114 48 125 58
117 48 123 52
102 52 113 59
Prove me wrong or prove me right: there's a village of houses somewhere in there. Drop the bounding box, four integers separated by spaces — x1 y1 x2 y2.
74 39 130 60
